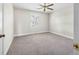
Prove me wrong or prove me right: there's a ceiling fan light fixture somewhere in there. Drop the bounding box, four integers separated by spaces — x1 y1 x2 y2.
38 3 54 12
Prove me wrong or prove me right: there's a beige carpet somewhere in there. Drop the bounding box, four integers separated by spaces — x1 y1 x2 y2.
7 32 73 55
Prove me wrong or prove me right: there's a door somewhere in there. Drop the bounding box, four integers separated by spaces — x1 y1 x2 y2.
0 3 13 55
0 3 3 55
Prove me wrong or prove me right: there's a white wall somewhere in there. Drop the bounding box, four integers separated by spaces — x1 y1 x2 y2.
74 4 79 43
4 4 14 54
14 4 73 39
14 8 48 36
49 4 73 39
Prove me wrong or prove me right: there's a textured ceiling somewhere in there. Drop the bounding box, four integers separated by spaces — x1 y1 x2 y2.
14 3 73 13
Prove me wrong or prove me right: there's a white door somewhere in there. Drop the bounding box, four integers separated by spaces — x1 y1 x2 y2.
0 3 13 55
0 3 3 55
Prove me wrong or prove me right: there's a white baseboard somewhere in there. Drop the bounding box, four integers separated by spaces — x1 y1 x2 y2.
4 37 14 55
50 32 73 39
14 31 73 40
14 31 49 37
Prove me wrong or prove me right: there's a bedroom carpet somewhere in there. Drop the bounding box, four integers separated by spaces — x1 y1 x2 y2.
7 32 73 55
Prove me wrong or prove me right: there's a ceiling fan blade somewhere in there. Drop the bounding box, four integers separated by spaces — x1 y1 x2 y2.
47 4 54 7
44 3 46 6
40 4 44 7
47 8 54 10
37 8 43 9
44 8 46 12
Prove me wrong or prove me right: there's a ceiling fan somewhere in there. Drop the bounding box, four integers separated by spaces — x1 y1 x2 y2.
38 3 54 12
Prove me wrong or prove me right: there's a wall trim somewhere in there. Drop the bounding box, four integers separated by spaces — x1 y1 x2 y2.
50 31 73 40
14 31 49 37
14 31 73 40
4 37 14 55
